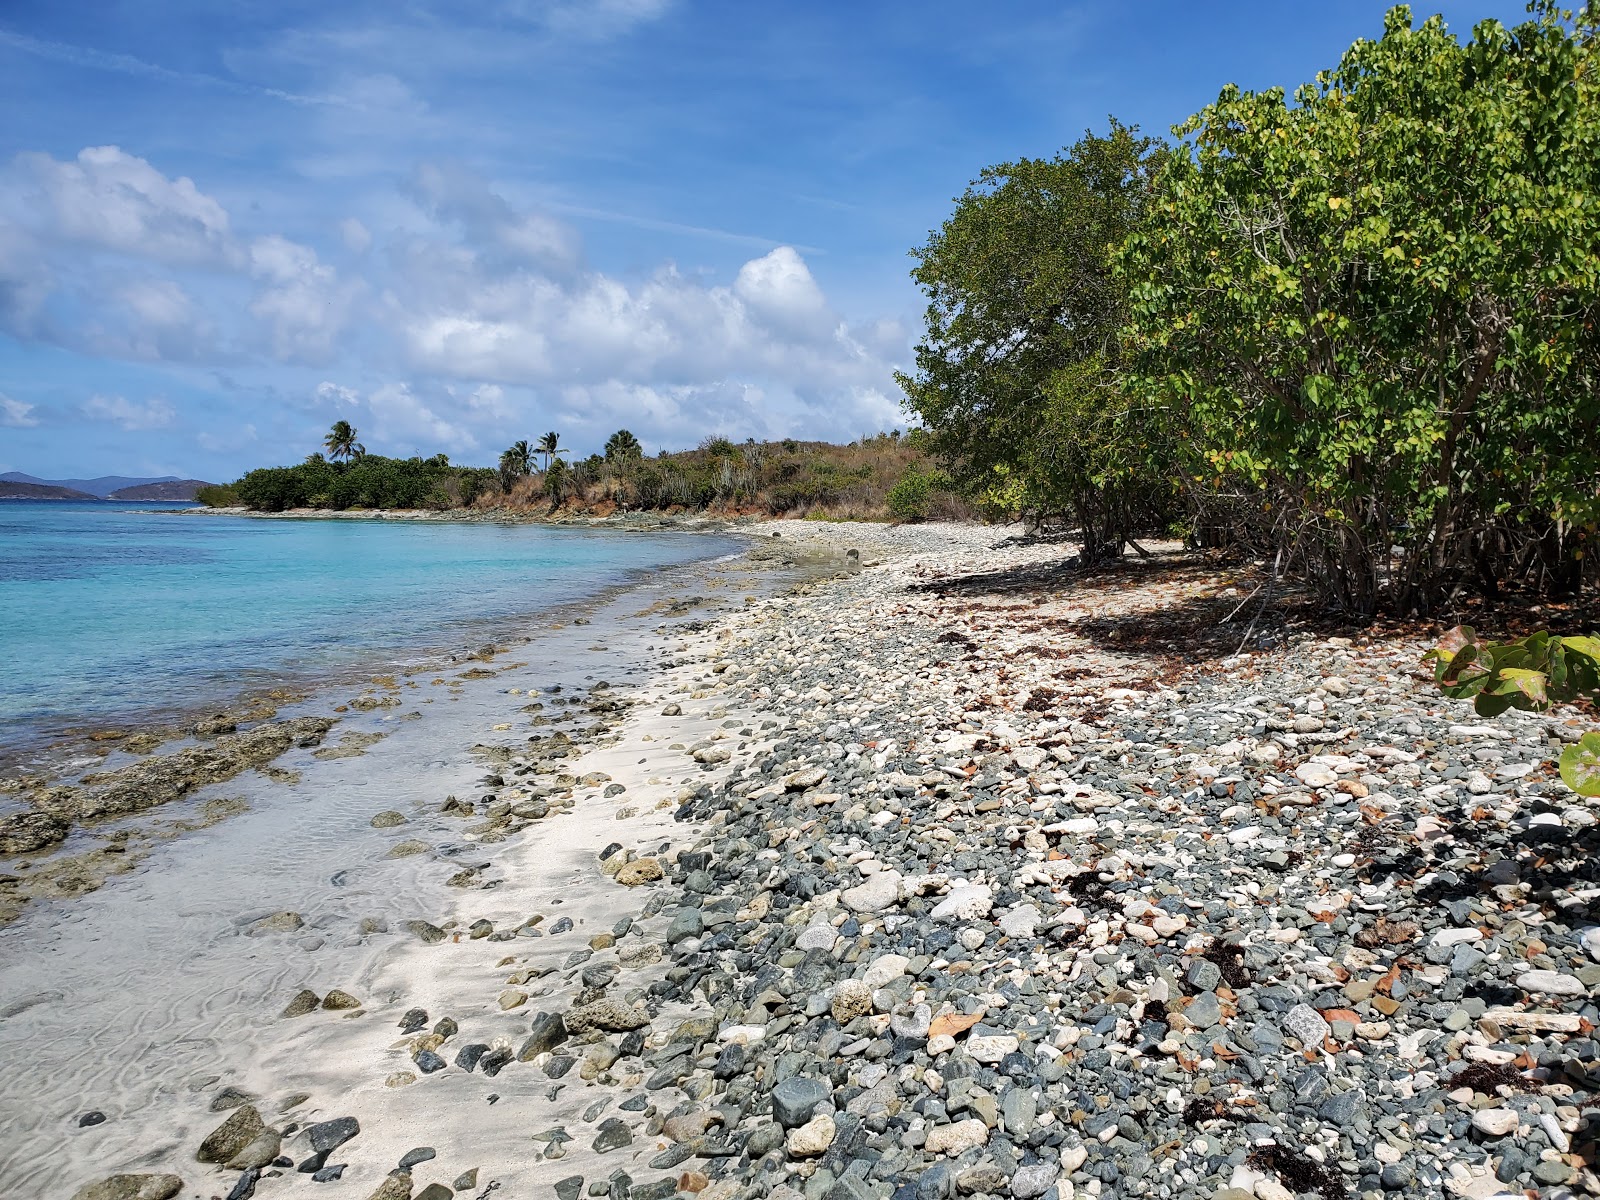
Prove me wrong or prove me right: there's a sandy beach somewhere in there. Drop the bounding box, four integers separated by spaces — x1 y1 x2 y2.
7 521 1599 1200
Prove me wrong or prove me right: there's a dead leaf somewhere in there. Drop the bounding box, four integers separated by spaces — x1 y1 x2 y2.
927 1009 986 1040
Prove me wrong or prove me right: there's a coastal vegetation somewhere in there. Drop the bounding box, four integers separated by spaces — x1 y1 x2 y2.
904 3 1600 617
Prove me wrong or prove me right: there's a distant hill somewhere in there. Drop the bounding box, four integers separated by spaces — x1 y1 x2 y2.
108 479 213 501
0 480 97 500
0 471 189 498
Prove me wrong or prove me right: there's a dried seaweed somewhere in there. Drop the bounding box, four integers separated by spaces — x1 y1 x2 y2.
1247 1144 1346 1200
1201 939 1251 989
1449 1062 1535 1094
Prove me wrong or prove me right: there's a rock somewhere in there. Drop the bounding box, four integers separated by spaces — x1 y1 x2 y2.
0 810 68 854
520 1011 569 1058
665 910 704 945
616 858 664 886
399 1147 437 1169
371 810 407 827
366 1174 413 1200
592 1117 633 1153
1471 1108 1519 1138
321 989 361 1010
772 1077 831 1128
249 911 303 934
840 873 900 914
831 980 873 1023
281 989 320 1017
225 1130 281 1170
1281 1003 1331 1047
196 1105 264 1163
406 920 447 944
307 1116 361 1153
861 954 910 989
1516 969 1586 996
785 1113 836 1157
70 1176 184 1200
930 885 993 923
566 999 651 1033
1009 1164 1054 1199
925 1119 989 1156
1294 762 1338 788
415 1186 453 1200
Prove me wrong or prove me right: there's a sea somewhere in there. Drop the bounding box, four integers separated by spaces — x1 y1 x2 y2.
0 500 738 764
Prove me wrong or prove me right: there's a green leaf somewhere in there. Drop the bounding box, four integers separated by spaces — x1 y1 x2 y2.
1490 668 1550 710
1560 732 1600 797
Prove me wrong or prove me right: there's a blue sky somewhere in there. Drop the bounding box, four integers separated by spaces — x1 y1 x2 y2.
0 0 1529 480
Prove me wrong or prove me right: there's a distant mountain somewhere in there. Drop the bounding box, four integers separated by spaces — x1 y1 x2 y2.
0 472 195 498
0 480 98 500
108 479 213 501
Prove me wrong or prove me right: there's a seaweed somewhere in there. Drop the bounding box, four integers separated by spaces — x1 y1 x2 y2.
1247 1144 1346 1200
1449 1062 1535 1094
1201 939 1250 989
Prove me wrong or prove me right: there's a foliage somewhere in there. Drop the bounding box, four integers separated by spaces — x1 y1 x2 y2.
899 120 1171 560
1122 5 1600 614
195 483 240 507
324 420 364 463
228 453 496 512
536 431 565 471
1426 624 1600 795
887 464 949 522
604 429 642 461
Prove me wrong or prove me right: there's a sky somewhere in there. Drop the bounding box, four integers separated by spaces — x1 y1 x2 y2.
0 0 1530 480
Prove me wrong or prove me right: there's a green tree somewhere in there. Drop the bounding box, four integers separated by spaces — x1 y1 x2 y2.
604 429 643 461
898 120 1170 562
536 431 565 471
505 440 533 476
1121 4 1600 615
324 420 364 462
543 456 572 509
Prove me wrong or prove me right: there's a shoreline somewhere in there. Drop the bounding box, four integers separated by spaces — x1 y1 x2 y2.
9 522 1599 1200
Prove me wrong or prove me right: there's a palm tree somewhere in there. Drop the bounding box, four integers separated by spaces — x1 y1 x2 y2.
604 429 642 462
505 440 533 476
536 431 565 472
324 420 361 462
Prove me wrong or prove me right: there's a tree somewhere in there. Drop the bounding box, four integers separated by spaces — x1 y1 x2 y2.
604 429 642 462
324 420 364 463
536 431 565 471
543 456 571 509
504 440 533 476
898 120 1172 562
1121 5 1600 615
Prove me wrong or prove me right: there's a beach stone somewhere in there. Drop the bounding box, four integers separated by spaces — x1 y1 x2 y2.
925 1119 989 1156
454 1170 479 1192
321 989 361 1010
225 1130 281 1170
831 980 873 1023
280 989 320 1017
796 924 838 952
772 1077 831 1128
554 1177 584 1200
1009 1164 1054 1199
371 811 407 828
521 1011 568 1058
1517 969 1586 995
0 810 68 854
665 910 704 945
592 1118 633 1153
79 1111 107 1127
566 999 651 1033
1281 1003 1330 1047
366 1174 412 1200
387 839 429 858
415 1186 452 1200
1294 762 1338 788
1471 1109 1518 1138
308 1117 361 1153
930 885 992 923
399 1147 436 1169
841 872 900 914
70 1176 184 1200
249 911 303 934
616 858 663 887
785 1113 836 1158
406 920 447 944
861 954 910 989
196 1105 264 1163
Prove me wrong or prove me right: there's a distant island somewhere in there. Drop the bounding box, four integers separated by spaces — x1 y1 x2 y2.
0 472 215 502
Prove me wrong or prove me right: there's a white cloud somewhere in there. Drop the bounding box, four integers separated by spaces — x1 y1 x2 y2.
733 246 834 342
82 393 177 430
0 393 39 427
339 218 372 254
315 380 361 409
197 423 258 453
364 382 478 453
20 146 239 267
249 235 361 362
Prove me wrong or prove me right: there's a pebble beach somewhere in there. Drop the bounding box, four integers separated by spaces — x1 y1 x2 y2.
19 521 1600 1200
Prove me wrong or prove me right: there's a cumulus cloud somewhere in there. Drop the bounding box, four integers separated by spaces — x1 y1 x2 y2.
82 393 177 430
249 235 361 362
20 146 239 266
339 218 372 254
0 393 39 427
364 382 478 453
315 380 361 409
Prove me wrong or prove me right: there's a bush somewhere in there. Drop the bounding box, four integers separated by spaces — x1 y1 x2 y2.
887 466 947 522
195 483 239 507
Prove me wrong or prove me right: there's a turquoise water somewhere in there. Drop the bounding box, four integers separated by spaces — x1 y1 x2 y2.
0 501 734 756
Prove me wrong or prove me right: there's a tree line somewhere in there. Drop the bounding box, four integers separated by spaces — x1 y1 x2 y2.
901 3 1600 617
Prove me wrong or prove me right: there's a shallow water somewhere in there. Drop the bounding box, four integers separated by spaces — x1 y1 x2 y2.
0 501 735 759
0 558 736 1198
